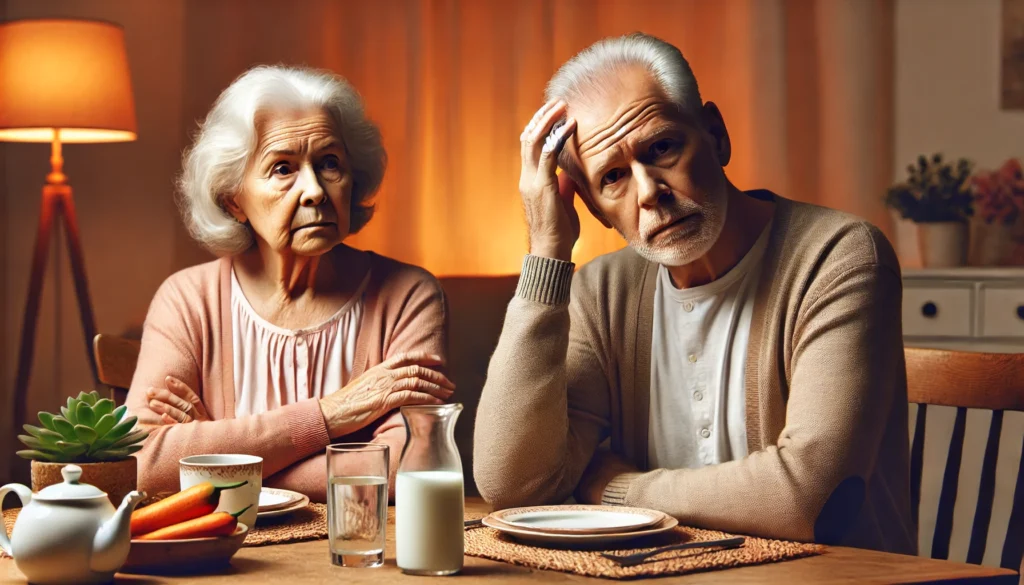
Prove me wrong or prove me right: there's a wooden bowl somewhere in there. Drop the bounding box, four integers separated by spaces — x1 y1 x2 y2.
121 524 248 574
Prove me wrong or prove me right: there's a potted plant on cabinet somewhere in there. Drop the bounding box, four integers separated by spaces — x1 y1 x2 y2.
969 158 1024 266
17 391 149 505
886 153 974 267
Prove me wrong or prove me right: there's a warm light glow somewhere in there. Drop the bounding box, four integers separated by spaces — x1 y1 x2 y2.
0 128 136 143
0 19 137 144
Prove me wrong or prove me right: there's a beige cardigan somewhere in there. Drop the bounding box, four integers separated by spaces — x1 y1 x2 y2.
474 193 916 554
126 249 448 500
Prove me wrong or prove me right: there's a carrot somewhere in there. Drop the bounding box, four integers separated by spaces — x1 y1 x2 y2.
136 505 252 541
130 480 248 536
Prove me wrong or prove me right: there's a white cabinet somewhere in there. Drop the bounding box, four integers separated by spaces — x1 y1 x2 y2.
903 268 1024 352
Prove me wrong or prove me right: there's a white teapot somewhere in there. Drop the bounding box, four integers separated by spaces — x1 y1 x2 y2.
0 464 145 584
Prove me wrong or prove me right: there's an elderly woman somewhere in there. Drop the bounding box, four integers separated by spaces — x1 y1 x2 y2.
126 65 453 502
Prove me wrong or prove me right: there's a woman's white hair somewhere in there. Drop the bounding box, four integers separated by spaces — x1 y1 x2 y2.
545 32 703 115
178 65 386 255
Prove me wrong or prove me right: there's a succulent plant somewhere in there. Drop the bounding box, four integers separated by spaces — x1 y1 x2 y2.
17 391 149 463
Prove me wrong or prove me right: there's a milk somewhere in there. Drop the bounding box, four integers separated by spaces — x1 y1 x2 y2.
396 470 465 575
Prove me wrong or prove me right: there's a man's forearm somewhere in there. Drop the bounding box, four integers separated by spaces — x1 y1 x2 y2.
473 256 585 507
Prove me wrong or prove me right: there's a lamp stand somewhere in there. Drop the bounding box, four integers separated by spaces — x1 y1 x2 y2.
10 132 99 482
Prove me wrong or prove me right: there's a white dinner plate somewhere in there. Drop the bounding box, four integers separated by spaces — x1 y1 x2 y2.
488 505 667 535
258 487 304 512
482 514 680 546
256 493 310 520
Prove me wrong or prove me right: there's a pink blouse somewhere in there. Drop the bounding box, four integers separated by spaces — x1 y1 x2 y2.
231 269 369 417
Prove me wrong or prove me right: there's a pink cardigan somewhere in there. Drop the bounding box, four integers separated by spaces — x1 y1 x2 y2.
125 250 448 501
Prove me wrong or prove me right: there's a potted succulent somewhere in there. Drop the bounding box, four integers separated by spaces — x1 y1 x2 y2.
886 153 974 267
969 158 1024 266
17 391 149 505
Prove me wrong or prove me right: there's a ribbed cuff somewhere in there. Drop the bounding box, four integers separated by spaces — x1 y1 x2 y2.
515 255 575 306
601 472 643 506
284 400 332 459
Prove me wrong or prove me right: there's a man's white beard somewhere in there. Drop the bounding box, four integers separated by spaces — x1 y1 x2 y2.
623 191 728 267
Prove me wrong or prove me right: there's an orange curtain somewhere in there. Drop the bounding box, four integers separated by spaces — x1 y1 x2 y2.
177 0 894 276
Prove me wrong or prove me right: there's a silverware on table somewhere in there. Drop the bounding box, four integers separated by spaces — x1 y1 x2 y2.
464 518 484 529
600 536 746 567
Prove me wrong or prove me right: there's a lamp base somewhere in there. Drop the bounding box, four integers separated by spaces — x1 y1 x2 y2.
10 179 99 484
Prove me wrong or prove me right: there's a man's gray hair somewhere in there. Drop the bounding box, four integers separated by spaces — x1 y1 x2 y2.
545 32 703 114
545 33 702 187
178 65 386 255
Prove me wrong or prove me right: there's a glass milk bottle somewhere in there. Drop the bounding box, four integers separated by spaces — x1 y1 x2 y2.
396 403 464 576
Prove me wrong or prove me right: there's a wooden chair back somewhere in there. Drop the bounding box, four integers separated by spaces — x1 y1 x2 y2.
906 347 1024 573
93 334 140 404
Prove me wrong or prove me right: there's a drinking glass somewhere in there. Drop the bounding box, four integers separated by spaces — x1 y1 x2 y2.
326 443 389 568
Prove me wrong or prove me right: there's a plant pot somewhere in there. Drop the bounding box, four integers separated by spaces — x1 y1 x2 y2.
31 457 137 506
917 221 968 268
970 221 1015 266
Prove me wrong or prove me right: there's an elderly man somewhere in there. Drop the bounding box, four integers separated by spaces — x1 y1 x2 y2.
473 33 915 554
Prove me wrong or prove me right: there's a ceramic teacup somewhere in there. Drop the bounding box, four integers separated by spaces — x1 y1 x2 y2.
179 454 262 531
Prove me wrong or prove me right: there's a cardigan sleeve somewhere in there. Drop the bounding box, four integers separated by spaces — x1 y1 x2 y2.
473 255 612 508
126 275 331 495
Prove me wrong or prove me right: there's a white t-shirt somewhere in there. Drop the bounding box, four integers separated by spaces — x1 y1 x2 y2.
231 270 367 417
648 224 771 469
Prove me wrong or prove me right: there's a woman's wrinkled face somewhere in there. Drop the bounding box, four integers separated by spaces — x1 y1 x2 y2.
226 107 352 257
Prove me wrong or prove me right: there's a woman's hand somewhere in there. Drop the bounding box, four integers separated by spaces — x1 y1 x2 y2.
319 351 455 439
147 376 211 424
520 99 580 261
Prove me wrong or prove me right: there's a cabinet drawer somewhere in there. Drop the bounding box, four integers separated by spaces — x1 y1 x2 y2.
903 286 972 337
980 286 1024 338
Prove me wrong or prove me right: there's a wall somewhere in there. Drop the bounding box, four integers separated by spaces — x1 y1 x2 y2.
1 0 186 483
894 0 1024 266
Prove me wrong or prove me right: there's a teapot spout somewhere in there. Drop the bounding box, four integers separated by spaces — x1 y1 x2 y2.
91 490 145 574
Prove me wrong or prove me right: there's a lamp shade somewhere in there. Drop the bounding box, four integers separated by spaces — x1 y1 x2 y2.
0 19 137 143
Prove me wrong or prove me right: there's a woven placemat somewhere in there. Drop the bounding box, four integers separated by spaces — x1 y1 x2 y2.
463 513 824 580
1 502 328 556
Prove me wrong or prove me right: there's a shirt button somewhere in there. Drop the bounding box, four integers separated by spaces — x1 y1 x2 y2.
683 301 694 312
688 354 698 363
699 427 711 439
297 338 305 346
693 391 704 401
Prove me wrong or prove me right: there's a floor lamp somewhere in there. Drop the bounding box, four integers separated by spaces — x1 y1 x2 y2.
0 19 137 482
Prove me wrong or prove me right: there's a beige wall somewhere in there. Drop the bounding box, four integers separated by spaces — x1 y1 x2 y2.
1 0 186 483
895 0 1024 266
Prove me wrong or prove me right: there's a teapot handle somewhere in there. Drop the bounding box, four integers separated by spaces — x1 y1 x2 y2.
0 483 32 557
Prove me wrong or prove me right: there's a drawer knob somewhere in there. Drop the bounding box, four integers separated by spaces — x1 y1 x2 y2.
1017 305 1024 321
921 302 938 318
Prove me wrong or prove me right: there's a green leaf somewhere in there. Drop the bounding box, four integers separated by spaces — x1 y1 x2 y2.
38 411 57 431
93 444 143 461
73 425 98 445
17 450 57 462
112 404 128 423
107 415 138 439
93 398 115 419
55 441 88 458
52 417 77 441
75 402 95 427
18 435 62 453
93 413 117 439
106 429 149 450
23 424 62 444
61 405 77 426
79 391 98 406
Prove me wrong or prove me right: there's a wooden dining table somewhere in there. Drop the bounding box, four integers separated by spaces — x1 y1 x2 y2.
0 498 1018 584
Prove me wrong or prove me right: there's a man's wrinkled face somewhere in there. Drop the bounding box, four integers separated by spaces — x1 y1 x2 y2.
567 66 730 267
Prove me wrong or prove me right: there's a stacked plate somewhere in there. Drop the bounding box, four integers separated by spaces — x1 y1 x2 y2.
257 488 310 520
481 505 679 546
